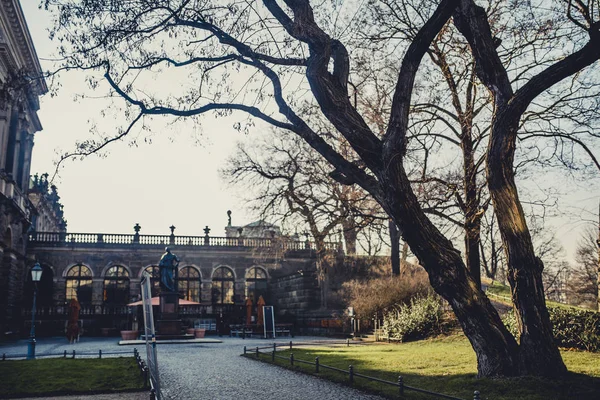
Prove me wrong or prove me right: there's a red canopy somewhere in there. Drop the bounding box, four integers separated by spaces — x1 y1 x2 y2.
127 297 201 306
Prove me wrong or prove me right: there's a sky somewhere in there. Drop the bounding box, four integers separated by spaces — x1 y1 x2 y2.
19 2 599 262
22 2 257 238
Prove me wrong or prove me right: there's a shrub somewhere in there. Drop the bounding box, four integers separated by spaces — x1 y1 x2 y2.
341 264 431 319
382 295 443 342
502 306 600 351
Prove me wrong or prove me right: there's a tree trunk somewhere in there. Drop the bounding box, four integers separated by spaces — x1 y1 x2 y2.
382 162 520 377
596 207 599 312
487 114 566 377
341 217 358 256
389 219 400 276
462 134 482 288
400 241 409 274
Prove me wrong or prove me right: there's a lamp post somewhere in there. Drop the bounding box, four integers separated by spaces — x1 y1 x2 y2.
27 263 43 360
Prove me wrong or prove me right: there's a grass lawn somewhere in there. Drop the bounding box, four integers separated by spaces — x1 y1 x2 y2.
0 357 146 398
244 335 600 400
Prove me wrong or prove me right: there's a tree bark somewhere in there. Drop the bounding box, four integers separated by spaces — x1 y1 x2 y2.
341 217 358 256
383 165 520 377
389 219 400 276
487 112 566 377
462 133 482 288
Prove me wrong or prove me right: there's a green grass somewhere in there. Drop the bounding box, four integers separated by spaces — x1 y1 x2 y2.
244 335 600 400
486 281 594 311
0 357 146 397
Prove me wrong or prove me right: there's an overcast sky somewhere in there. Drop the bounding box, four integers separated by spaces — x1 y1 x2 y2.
20 2 599 262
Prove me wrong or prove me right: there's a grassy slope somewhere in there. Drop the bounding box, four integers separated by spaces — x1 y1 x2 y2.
245 335 600 400
0 357 145 397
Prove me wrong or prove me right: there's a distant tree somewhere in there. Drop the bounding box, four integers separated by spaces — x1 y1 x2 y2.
568 227 599 309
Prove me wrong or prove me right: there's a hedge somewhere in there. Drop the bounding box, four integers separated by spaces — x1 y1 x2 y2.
503 305 600 351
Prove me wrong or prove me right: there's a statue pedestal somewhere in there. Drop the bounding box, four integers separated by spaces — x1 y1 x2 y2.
157 292 182 337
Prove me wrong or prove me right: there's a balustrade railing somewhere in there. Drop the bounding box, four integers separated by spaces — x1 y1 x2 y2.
28 231 341 252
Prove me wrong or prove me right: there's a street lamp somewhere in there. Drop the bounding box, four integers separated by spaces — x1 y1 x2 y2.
27 263 43 360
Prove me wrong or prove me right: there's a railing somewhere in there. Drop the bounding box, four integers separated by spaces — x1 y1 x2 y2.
22 304 131 318
28 231 340 252
244 341 481 400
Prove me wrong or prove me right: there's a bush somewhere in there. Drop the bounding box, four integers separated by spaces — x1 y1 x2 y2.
382 295 443 342
341 265 431 319
502 306 600 351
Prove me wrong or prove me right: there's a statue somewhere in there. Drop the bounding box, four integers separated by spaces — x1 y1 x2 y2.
159 247 179 292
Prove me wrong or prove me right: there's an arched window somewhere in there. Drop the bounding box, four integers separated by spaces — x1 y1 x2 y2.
211 267 235 304
65 264 92 303
143 266 160 297
179 266 201 302
245 267 268 304
103 266 130 304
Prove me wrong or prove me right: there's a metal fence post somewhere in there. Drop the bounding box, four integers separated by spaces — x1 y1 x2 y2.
272 343 276 362
398 376 404 396
347 338 350 347
2 354 5 361
315 357 319 373
72 350 76 359
244 346 246 355
256 347 259 358
289 340 292 350
290 353 294 366
99 349 102 359
63 350 67 358
474 390 481 400
143 366 149 388
349 365 354 384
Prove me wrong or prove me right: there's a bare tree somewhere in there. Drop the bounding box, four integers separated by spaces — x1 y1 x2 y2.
44 0 600 377
568 227 599 309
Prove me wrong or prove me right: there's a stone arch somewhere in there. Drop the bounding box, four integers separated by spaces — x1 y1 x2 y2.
100 262 132 278
211 265 235 304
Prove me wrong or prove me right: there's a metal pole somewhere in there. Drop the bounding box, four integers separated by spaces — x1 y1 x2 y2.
315 357 319 373
398 376 404 396
349 365 354 384
27 284 38 360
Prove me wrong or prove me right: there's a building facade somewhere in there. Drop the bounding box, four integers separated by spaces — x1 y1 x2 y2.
0 0 47 337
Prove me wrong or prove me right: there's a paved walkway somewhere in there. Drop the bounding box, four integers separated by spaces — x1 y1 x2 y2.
1 337 385 400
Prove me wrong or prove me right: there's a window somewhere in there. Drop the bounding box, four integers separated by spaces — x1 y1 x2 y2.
103 265 130 304
245 267 268 304
179 266 201 302
211 267 235 304
143 266 160 297
65 264 92 303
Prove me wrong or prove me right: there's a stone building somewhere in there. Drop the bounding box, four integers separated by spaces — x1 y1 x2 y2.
0 0 47 337
26 227 330 336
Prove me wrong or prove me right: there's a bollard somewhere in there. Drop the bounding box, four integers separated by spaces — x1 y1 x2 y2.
72 350 76 359
474 390 481 400
398 376 404 396
256 347 259 358
99 350 102 359
347 338 350 347
243 346 246 355
290 353 294 366
349 365 354 384
272 343 276 362
289 340 292 350
315 357 319 373
143 366 149 388
63 350 67 358
149 388 156 400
